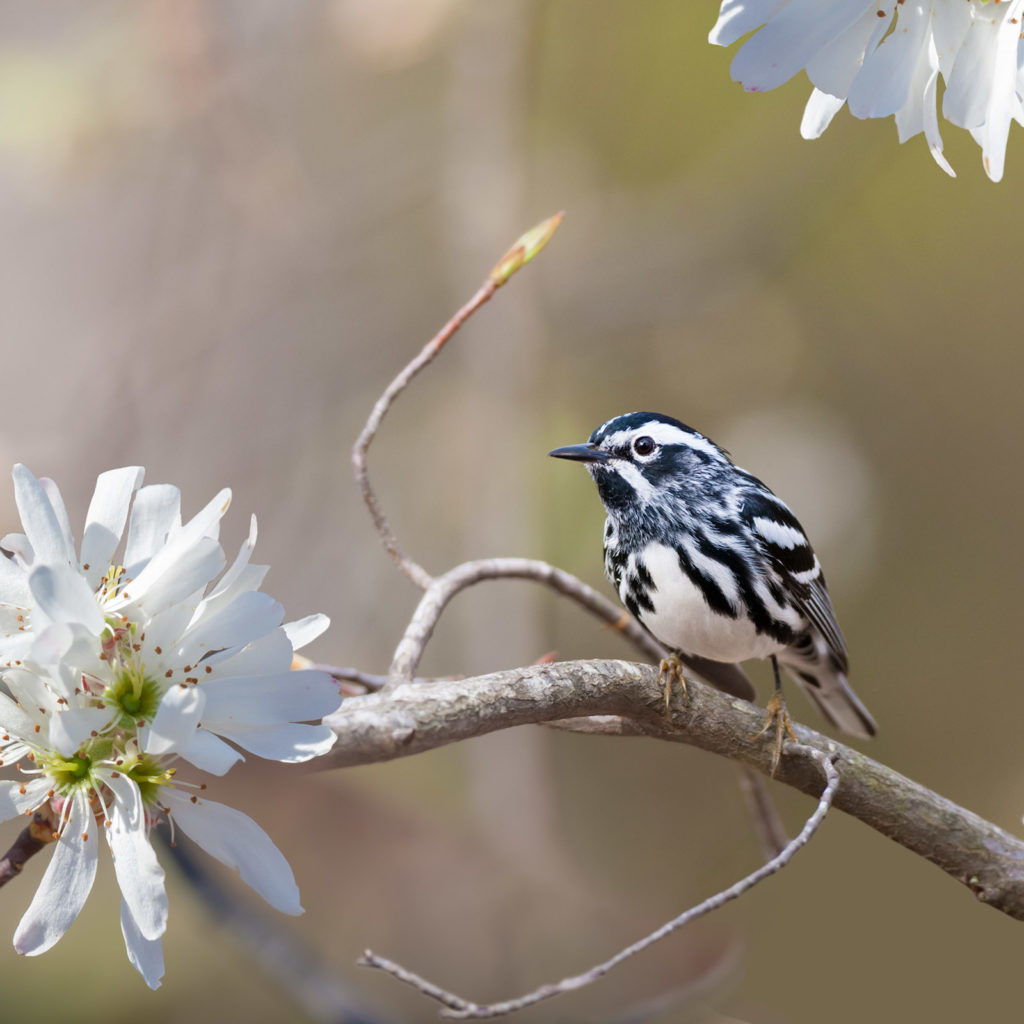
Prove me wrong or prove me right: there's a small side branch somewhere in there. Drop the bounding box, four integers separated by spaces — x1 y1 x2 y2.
351 214 564 591
351 282 494 590
387 556 664 685
359 744 838 1018
0 813 55 889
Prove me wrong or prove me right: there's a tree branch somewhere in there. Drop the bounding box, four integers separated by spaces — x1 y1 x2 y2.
321 658 1024 921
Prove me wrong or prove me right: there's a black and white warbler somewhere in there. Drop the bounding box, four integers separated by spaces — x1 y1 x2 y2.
549 411 876 743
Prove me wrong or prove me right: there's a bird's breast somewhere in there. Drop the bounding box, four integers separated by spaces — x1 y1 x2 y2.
621 541 788 663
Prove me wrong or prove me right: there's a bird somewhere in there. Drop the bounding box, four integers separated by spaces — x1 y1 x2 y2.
549 411 876 766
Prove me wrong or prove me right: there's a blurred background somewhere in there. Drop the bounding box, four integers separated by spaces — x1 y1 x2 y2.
0 1 1021 1021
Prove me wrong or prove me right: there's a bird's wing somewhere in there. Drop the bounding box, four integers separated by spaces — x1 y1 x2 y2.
738 488 849 673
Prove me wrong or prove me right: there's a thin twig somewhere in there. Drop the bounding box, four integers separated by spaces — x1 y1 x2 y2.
387 557 663 686
351 213 564 591
320 658 1024 921
385 555 755 702
359 744 837 1019
351 282 494 590
317 666 389 692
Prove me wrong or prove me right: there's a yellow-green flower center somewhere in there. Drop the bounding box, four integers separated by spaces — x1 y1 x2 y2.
123 752 175 805
104 662 162 728
45 752 92 789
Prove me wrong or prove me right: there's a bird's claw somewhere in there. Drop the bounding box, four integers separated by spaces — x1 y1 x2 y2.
658 654 688 719
756 690 797 777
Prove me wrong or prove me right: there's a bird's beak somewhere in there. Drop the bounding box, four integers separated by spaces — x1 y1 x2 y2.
548 443 612 464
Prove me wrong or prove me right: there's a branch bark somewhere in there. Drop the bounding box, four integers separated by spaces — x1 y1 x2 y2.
321 658 1024 921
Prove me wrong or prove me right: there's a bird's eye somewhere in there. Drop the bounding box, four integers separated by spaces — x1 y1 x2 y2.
633 436 655 456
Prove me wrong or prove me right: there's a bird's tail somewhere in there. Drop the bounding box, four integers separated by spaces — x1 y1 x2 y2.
778 643 876 739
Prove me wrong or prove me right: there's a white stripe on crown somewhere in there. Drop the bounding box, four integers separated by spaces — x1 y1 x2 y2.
601 417 723 459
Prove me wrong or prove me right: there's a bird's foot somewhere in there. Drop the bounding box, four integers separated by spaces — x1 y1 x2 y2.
658 654 688 720
756 690 797 777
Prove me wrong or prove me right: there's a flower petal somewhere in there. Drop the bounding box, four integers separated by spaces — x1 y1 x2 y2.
142 593 206 658
79 468 144 588
205 627 295 677
26 621 104 702
144 683 207 756
943 1 1019 130
209 720 337 763
14 791 98 955
163 790 302 914
283 613 330 652
28 564 105 636
200 670 342 727
806 3 886 98
120 898 165 990
121 488 230 609
49 706 112 757
117 536 226 614
38 478 75 564
0 778 52 822
800 87 845 138
728 0 870 93
0 551 31 608
203 514 260 606
709 0 788 48
848 3 930 119
106 776 168 941
3 666 63 716
172 727 245 775
175 590 284 665
11 465 73 568
0 691 45 748
123 484 181 572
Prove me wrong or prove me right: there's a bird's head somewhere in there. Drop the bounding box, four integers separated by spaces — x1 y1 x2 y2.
548 411 730 519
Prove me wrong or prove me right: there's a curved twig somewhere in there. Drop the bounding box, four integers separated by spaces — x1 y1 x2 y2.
351 214 564 590
358 744 838 1018
385 556 756 703
351 282 494 590
387 556 663 685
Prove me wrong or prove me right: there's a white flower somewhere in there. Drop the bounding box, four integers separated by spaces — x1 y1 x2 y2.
0 465 342 772
0 465 343 987
0 676 305 988
0 668 168 984
710 0 1024 181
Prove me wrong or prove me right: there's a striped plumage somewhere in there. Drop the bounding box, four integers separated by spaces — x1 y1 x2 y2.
549 411 876 739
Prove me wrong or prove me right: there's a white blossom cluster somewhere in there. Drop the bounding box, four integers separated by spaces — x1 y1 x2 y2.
0 466 342 987
712 0 1024 180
